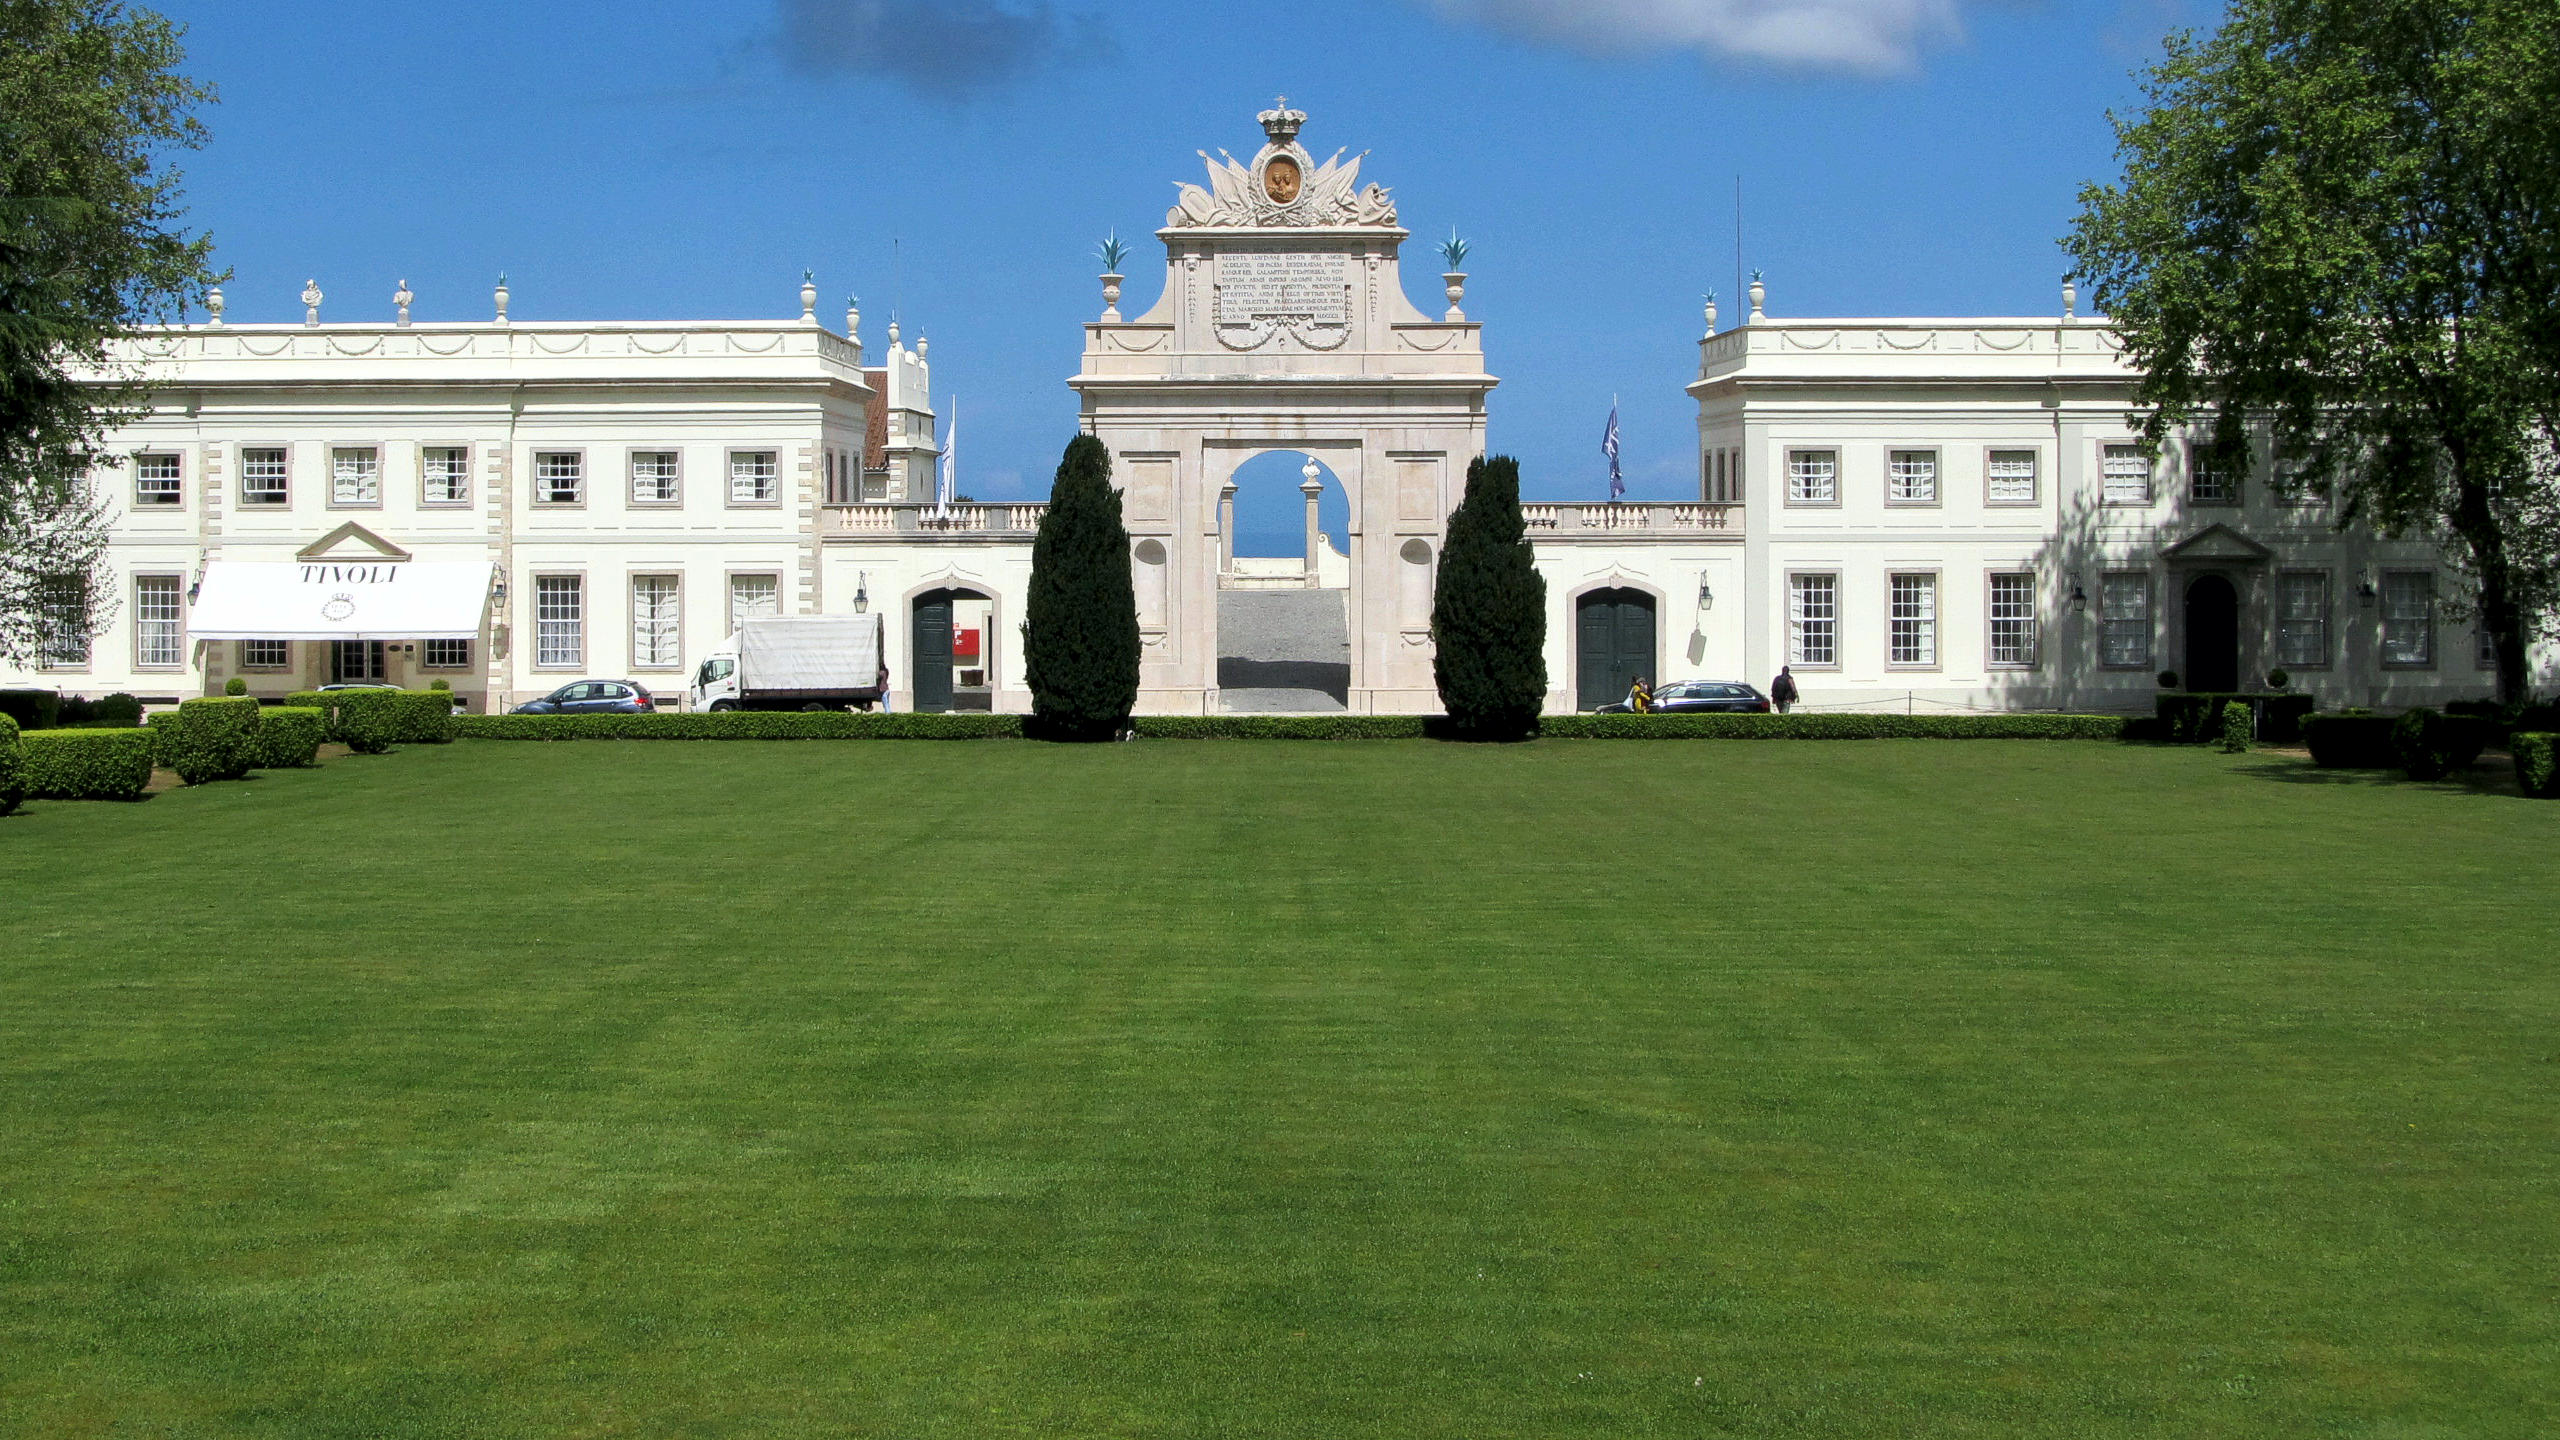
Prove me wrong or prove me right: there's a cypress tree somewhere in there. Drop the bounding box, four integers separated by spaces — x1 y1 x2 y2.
1431 454 1547 737
1024 433 1141 739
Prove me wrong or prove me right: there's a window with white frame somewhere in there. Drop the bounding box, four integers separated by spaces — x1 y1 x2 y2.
729 450 779 504
38 576 89 667
135 574 183 667
1987 450 2038 505
2271 454 2327 507
2278 572 2330 668
239 639 289 669
2381 571 2434 666
728 572 780 633
632 575 681 668
2100 572 2151 667
631 451 680 504
133 452 182 506
423 447 470 504
331 446 380 504
1788 573 1837 666
1888 573 1938 666
2101 444 2153 506
535 576 583 667
422 638 472 669
2187 442 2240 505
2477 624 2497 670
1987 573 2037 667
239 447 288 505
1787 450 1838 505
1887 451 1939 505
535 452 584 505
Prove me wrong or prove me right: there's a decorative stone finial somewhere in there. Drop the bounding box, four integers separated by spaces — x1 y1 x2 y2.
1703 290 1718 335
846 296 861 344
1442 271 1466 323
915 335 928 360
887 319 900 349
800 270 817 321
205 286 224 326
394 279 414 326
301 279 323 326
494 273 510 324
2062 275 2078 320
1300 456 1323 491
1747 269 1766 324
1258 95 1305 144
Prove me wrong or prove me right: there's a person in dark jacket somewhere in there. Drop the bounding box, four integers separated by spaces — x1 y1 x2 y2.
1771 665 1799 714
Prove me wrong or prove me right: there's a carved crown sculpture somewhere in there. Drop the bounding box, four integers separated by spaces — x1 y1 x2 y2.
1166 103 1397 229
1258 97 1305 144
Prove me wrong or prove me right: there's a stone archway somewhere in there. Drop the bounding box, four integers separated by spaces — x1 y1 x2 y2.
1071 102 1494 715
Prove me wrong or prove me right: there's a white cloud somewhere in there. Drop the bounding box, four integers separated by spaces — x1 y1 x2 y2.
1416 0 1971 72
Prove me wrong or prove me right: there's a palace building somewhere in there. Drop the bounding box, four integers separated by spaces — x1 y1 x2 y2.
7 106 2546 715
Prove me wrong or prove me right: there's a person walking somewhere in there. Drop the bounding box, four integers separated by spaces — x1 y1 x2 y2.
1770 664 1799 714
1626 675 1654 713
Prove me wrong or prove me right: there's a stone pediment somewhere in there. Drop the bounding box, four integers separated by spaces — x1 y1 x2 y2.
296 521 412 561
2161 523 2272 563
1165 101 1398 229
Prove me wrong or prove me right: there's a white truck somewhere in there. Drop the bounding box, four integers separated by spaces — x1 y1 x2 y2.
687 613 886 712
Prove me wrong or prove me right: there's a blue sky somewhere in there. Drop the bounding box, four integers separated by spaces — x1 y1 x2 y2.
155 0 2212 552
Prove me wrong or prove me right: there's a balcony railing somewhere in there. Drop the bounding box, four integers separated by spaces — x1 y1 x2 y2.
826 500 1737 539
1519 502 1738 534
827 503 1048 536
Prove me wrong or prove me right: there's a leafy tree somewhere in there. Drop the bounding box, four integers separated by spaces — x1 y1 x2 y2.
2 0 219 666
1431 453 1546 735
1023 433 1139 738
2066 0 2560 703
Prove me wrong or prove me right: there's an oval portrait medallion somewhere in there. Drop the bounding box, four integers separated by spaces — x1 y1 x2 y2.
1262 154 1302 205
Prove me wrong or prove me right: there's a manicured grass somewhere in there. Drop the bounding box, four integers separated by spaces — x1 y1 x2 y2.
1 741 2553 1438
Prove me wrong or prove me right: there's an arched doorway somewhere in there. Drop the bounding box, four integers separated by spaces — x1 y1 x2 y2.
912 587 992 712
2184 574 2240 692
1577 588 1656 710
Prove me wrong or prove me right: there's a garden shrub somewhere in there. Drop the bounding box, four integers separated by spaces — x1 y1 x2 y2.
428 678 451 691
451 711 2136 742
2512 732 2559 798
2218 700 2252 753
0 689 58 731
1432 454 1548 739
2155 693 2315 744
2301 713 2396 768
1023 433 1140 741
1539 713 2130 740
283 690 456 751
0 714 21 816
247 706 325 769
2391 707 2490 781
1134 715 1431 740
163 696 262 784
224 676 247 696
90 692 142 728
20 728 157 800
456 711 1025 741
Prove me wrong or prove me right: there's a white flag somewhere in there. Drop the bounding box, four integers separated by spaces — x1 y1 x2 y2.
936 397 956 518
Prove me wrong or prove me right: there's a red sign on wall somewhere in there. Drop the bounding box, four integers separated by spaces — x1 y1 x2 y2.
952 627 981 660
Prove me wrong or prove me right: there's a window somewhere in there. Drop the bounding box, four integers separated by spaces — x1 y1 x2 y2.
2187 443 2239 505
134 453 182 506
1987 450 2039 506
422 638 472 669
1786 450 1838 505
239 639 289 670
633 575 681 668
535 452 584 505
38 576 89 668
1888 573 1938 666
2381 571 2433 667
2478 624 2498 670
2102 444 2153 506
1887 451 1938 505
729 450 779 504
2278 572 2330 668
331 446 380 505
2100 572 2151 668
423 447 470 504
1988 573 2037 667
135 574 183 668
631 451 680 504
728 573 780 633
2271 454 2327 507
240 447 288 505
1788 573 1837 666
535 576 583 667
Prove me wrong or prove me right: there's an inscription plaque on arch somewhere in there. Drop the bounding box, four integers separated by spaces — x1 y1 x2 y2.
1214 253 1351 327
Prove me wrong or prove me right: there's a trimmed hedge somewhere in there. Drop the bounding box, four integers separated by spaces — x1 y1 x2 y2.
283 690 455 752
2445 698 2560 742
2218 701 2252 753
456 711 1027 741
0 714 20 815
248 706 325 769
2156 693 2316 744
1540 712 2131 740
2301 713 2396 768
2391 707 2491 781
0 689 60 731
2513 732 2559 798
1136 715 1430 740
20 728 157 800
163 696 262 784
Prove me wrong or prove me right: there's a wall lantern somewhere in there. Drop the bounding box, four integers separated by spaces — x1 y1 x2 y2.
853 572 870 614
1696 577 1714 611
2069 576 2088 612
491 575 508 606
2358 572 2378 605
187 565 204 603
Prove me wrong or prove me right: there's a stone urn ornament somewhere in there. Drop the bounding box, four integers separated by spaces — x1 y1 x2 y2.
205 285 224 326
1438 229 1469 322
800 270 818 322
1096 232 1130 321
1748 269 1766 323
493 273 510 324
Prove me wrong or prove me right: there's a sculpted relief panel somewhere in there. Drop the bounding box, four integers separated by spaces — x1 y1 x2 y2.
1166 101 1398 230
1214 252 1352 351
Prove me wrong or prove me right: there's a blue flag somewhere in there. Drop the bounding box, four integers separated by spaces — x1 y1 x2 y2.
1602 399 1624 501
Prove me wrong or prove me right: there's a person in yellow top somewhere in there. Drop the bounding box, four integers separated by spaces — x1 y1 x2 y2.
1626 676 1654 713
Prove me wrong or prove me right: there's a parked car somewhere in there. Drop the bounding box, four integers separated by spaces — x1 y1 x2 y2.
315 681 398 691
509 680 657 715
1594 679 1772 715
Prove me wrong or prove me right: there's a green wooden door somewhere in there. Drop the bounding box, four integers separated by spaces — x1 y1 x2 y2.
912 592 954 713
1576 588 1655 709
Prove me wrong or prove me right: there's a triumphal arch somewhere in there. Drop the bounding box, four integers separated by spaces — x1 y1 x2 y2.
1073 101 1495 714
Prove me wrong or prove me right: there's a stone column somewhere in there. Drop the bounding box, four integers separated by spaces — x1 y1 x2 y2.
1218 479 1238 583
1301 458 1325 588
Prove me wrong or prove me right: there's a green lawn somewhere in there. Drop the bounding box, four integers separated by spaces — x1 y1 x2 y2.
1 739 2553 1438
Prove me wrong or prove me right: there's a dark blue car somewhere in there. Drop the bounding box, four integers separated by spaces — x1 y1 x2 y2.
509 679 657 715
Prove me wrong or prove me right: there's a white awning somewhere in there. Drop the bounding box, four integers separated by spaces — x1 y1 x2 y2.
187 560 492 641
